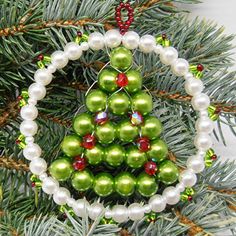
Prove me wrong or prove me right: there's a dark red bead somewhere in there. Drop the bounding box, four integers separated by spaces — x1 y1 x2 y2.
116 6 121 11
129 17 134 22
126 20 131 25
197 64 204 72
188 196 193 201
124 25 129 29
16 139 21 144
162 33 167 39
120 2 125 7
77 31 83 37
37 54 44 61
116 16 121 21
137 137 151 152
116 73 129 87
125 3 130 8
144 161 157 176
17 95 23 101
31 182 36 187
73 156 86 171
214 107 221 114
211 154 217 160
82 134 96 149
128 12 134 17
116 11 121 17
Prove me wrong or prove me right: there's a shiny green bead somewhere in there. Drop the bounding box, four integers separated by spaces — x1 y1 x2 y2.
125 70 142 93
141 116 162 140
137 172 158 197
114 172 136 197
49 158 73 181
110 47 133 71
104 144 125 167
147 139 168 163
85 144 104 165
93 173 114 197
125 147 147 169
108 92 130 115
98 68 118 93
86 90 107 113
95 122 116 144
116 120 139 143
131 92 153 115
158 160 179 185
71 169 94 191
73 113 94 137
61 135 83 157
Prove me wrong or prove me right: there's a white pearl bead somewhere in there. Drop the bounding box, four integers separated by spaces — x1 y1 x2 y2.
88 202 104 220
175 183 186 193
186 156 205 173
196 150 206 159
160 47 178 65
149 194 166 212
28 98 37 106
139 35 156 53
34 68 53 86
29 158 47 175
185 78 204 96
128 203 144 221
184 72 194 80
81 42 89 51
143 204 151 213
25 137 34 144
28 83 46 101
20 104 38 121
112 205 128 223
194 133 212 150
73 199 89 218
195 117 213 134
199 110 209 118
42 177 59 194
88 32 105 51
191 93 210 111
179 170 197 187
122 31 140 49
67 198 76 207
105 210 113 219
105 29 122 48
171 58 189 76
64 42 82 60
53 187 71 205
39 173 48 181
51 50 68 69
162 186 180 205
47 64 57 73
154 45 164 55
20 120 38 136
23 143 42 160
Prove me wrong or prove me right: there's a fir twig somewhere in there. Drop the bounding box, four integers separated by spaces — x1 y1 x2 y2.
0 156 29 172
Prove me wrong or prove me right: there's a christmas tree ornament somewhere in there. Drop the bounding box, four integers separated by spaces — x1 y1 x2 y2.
104 144 125 167
98 68 118 93
136 137 151 152
94 111 108 125
125 70 142 93
131 92 153 115
86 90 107 112
82 134 96 149
85 144 104 165
147 139 168 163
93 173 114 197
95 122 116 144
125 147 147 169
71 169 94 191
130 111 143 126
108 92 130 115
73 156 87 171
116 120 139 142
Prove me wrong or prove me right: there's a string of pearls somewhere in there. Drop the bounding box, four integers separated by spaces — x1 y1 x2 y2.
20 29 213 222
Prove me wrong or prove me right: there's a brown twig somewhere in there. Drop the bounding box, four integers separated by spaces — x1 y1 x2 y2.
0 156 29 172
0 210 4 217
120 229 133 236
208 186 236 195
228 204 236 212
0 101 19 128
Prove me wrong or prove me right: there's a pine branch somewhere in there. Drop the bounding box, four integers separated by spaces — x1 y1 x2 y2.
0 156 29 172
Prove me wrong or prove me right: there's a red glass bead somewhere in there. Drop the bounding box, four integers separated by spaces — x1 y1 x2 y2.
82 134 96 149
197 64 204 72
188 196 193 201
120 2 125 7
128 12 134 17
77 31 82 37
211 154 217 160
73 156 86 171
126 20 131 25
116 6 121 11
125 3 130 8
17 95 23 101
31 182 36 188
37 54 44 61
116 73 129 87
137 137 151 152
144 161 157 176
95 111 108 125
116 16 121 21
162 33 167 39
16 139 21 144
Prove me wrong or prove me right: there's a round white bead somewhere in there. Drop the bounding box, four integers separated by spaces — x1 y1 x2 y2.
186 156 205 173
171 58 189 76
47 64 57 73
29 158 47 175
88 202 104 220
23 143 42 160
149 194 166 212
199 110 209 118
112 205 128 223
51 50 68 69
39 173 48 181
81 42 89 51
105 29 122 48
128 203 144 221
154 45 164 55
143 204 151 213
42 177 59 194
139 35 156 53
191 93 210 111
122 31 140 49
194 133 212 150
34 68 53 86
105 210 113 219
175 183 186 193
28 98 37 106
67 198 76 207
88 32 105 51
160 47 178 65
64 42 82 61
73 199 89 218
179 170 197 187
196 150 206 159
195 117 214 134
20 104 38 121
162 186 180 205
20 120 38 136
185 78 204 96
53 187 71 205
184 72 194 80
28 83 46 101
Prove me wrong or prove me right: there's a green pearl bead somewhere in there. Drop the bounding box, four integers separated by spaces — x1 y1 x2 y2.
104 144 125 167
147 139 168 163
125 147 147 169
141 116 163 140
158 160 179 185
49 158 73 181
95 122 116 144
73 113 94 137
86 90 107 113
110 47 133 71
125 70 142 93
114 172 136 197
131 92 153 115
108 92 130 115
85 144 104 165
71 169 94 191
137 172 158 197
116 120 139 143
98 68 118 93
93 173 114 197
61 135 83 157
